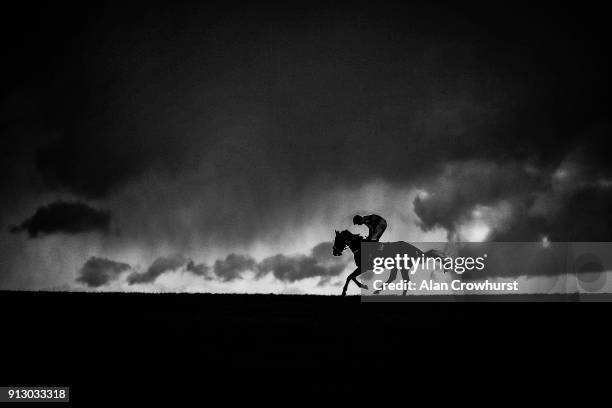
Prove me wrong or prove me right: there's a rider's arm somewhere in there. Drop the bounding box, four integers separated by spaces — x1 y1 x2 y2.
363 215 380 241
364 217 374 240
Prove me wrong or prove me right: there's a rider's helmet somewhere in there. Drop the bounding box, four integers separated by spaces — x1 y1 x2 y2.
353 215 363 225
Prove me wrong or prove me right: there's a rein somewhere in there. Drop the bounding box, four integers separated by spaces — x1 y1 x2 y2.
346 234 362 253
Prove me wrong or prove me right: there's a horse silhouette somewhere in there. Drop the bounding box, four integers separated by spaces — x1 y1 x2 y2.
332 229 445 296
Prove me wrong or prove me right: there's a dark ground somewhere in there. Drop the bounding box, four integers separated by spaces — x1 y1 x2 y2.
0 291 608 403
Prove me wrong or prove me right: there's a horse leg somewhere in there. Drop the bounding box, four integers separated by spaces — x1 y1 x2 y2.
351 269 367 290
400 268 410 296
341 271 353 296
373 268 398 295
401 259 413 296
342 268 364 296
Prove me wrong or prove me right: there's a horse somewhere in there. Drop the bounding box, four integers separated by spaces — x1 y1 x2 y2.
332 229 446 296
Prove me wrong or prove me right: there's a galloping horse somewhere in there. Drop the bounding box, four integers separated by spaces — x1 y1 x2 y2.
332 229 445 296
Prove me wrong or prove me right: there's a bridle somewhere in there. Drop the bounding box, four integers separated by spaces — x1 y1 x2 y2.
336 232 362 254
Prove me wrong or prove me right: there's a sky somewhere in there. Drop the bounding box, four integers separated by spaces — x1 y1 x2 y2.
1 1 611 294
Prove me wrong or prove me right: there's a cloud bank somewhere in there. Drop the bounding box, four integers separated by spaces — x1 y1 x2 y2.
77 257 131 287
10 201 110 238
76 241 349 289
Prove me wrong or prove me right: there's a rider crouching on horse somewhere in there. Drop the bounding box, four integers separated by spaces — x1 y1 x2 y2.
353 214 387 242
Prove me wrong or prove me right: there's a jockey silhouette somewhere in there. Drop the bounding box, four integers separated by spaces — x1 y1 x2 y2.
353 214 387 242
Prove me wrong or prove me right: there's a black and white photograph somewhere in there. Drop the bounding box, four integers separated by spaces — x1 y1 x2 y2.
1 0 610 402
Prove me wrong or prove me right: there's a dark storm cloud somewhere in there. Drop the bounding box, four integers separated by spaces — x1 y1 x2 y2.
115 241 346 285
257 254 346 283
4 3 608 203
4 2 612 291
489 184 612 242
310 242 335 263
9 201 110 238
76 255 209 287
413 124 612 242
77 257 131 287
256 241 349 283
213 254 256 282
186 260 212 279
413 161 545 237
512 125 612 242
206 241 348 283
128 254 188 285
35 134 149 199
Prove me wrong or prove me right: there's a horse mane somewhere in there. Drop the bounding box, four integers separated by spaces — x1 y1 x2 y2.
340 229 360 239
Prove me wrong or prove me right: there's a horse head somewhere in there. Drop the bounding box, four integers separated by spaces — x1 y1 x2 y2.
332 230 344 256
333 229 361 256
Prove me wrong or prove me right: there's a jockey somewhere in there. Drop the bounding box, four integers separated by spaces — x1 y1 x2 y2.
353 214 387 242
